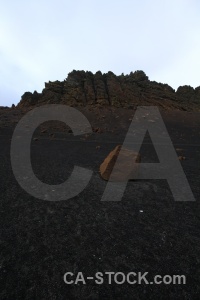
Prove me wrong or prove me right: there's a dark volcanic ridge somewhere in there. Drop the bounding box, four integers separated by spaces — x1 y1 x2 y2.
16 70 200 111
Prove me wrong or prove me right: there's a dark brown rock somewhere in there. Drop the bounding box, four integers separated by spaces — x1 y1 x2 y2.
176 85 195 102
16 70 200 111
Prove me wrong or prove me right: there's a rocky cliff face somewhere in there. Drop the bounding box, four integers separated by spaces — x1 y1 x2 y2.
17 70 200 111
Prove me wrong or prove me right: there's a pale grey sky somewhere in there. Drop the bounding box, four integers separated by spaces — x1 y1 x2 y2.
0 0 200 106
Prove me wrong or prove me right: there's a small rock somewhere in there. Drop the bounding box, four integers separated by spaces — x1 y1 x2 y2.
178 156 186 160
93 127 103 133
99 145 141 181
49 133 55 139
41 129 47 133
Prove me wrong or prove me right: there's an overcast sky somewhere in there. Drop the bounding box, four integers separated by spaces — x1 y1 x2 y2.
1 0 200 106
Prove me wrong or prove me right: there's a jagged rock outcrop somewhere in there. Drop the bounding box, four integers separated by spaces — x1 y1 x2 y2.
176 85 200 103
17 70 200 111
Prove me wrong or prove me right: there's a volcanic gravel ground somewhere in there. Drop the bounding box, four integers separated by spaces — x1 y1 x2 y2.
0 107 200 299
